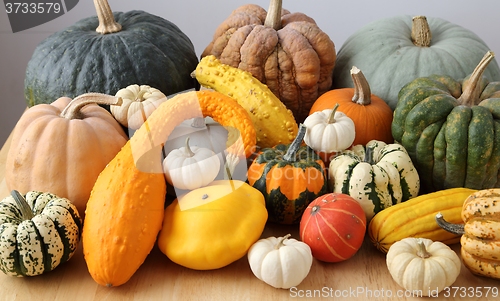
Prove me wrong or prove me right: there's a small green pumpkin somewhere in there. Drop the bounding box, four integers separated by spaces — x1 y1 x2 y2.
0 191 82 277
24 0 199 107
392 51 500 193
332 15 500 110
247 125 328 224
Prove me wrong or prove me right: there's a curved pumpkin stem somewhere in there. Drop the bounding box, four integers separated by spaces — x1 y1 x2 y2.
11 190 34 220
457 51 495 106
411 16 432 47
264 0 282 30
351 66 372 105
94 0 122 34
327 103 340 124
183 137 195 157
60 93 123 120
435 212 465 235
415 239 432 259
283 123 306 161
275 234 291 249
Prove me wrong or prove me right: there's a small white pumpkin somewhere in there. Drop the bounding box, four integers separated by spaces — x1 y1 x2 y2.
163 137 221 190
303 103 356 153
386 237 461 296
247 234 313 289
110 84 167 130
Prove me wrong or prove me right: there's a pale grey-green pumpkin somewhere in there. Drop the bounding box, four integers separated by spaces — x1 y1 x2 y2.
331 15 500 110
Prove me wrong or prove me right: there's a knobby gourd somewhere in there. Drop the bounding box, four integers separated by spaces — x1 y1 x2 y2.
193 55 298 148
201 0 336 122
82 90 256 287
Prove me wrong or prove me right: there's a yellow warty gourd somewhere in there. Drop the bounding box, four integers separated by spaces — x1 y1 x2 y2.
192 55 298 148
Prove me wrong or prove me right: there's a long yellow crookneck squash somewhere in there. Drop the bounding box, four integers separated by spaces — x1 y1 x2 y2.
82 90 256 287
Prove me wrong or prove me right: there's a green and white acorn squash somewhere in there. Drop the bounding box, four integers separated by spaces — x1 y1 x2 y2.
329 140 420 220
0 191 82 277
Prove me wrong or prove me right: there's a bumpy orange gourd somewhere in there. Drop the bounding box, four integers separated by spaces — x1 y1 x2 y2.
5 93 128 216
309 66 394 147
82 90 256 287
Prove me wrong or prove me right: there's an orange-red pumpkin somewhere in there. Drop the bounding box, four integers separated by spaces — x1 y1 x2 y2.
300 193 367 262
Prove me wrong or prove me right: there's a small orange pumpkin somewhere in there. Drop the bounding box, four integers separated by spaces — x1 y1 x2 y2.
309 66 394 147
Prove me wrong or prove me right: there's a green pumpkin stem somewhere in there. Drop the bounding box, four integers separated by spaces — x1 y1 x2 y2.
457 51 495 106
264 0 282 30
94 0 122 34
435 212 465 235
351 66 372 105
411 16 432 47
11 190 34 220
327 103 340 124
60 93 123 120
275 234 291 249
283 123 306 161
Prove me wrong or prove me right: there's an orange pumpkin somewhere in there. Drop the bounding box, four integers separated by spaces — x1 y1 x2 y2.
5 93 128 215
309 66 394 147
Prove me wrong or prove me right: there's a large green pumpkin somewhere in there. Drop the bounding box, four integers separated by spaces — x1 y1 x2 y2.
24 0 199 107
247 125 328 224
332 15 500 110
392 51 500 193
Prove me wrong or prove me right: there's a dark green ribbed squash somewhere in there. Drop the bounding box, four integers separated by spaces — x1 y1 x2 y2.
247 125 328 224
392 51 500 193
24 0 198 107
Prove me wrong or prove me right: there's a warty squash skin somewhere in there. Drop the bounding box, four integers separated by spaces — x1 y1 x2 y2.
82 90 256 287
201 0 336 123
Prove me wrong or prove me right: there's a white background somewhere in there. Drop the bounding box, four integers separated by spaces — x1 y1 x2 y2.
1 0 499 146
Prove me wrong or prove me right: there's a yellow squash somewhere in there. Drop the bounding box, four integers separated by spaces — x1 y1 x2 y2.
82 90 256 287
157 180 268 270
192 55 298 148
368 188 476 253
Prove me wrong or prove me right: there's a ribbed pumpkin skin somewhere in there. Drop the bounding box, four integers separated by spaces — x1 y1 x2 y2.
248 144 328 224
83 90 256 287
332 15 500 110
299 193 366 262
0 191 82 277
309 88 394 146
5 97 128 216
24 10 199 107
392 73 500 193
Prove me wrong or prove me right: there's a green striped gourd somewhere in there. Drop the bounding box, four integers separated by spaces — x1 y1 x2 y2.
0 191 82 277
329 140 420 220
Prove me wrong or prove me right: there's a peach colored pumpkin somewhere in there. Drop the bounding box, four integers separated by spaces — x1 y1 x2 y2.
5 93 128 215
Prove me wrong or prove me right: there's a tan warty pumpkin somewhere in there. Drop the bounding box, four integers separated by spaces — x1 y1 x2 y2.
201 0 336 123
436 188 500 279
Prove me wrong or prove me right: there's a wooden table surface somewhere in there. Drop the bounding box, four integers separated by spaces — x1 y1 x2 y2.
0 131 499 301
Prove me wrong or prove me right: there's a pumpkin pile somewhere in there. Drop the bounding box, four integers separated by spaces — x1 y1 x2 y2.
3 0 500 293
